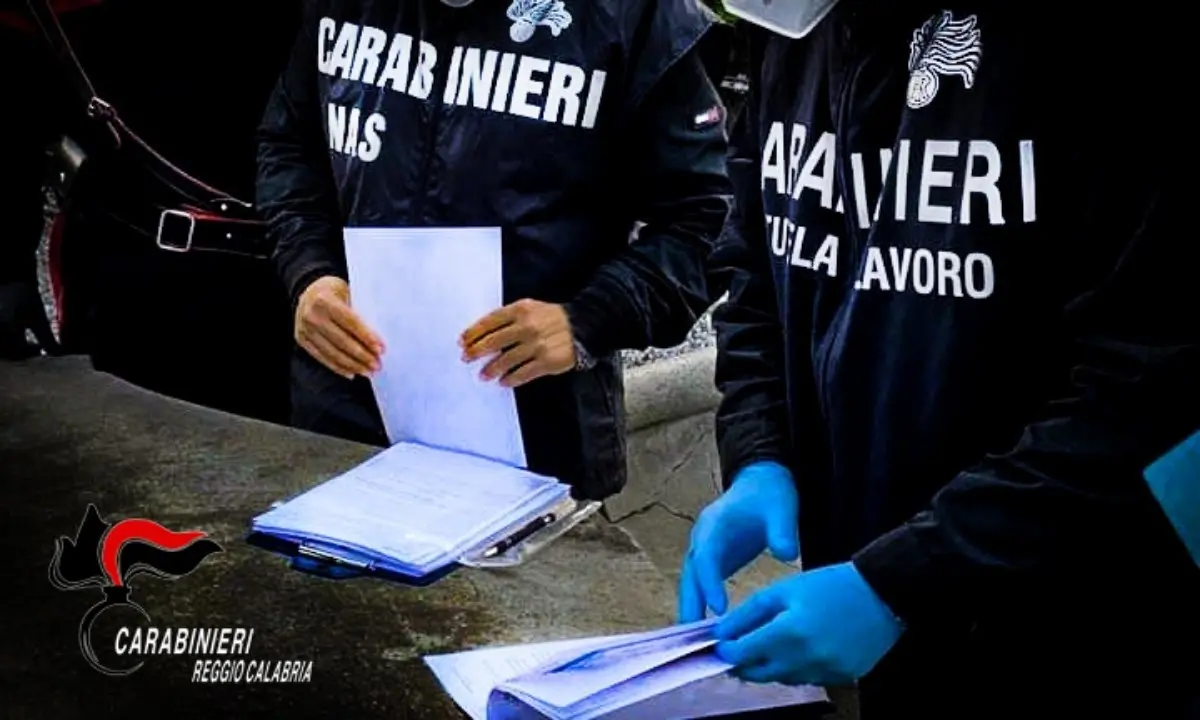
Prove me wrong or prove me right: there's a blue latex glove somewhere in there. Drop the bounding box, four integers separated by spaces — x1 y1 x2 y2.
714 562 904 686
678 461 799 622
1144 430 1200 567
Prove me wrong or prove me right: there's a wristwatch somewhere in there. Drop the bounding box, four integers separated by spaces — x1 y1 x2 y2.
573 338 597 371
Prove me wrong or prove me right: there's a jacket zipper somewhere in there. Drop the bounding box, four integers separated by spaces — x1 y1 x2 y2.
410 1 451 225
815 24 865 420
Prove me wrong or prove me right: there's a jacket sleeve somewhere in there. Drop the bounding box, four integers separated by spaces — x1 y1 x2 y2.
563 8 731 357
709 81 794 484
256 2 345 309
853 73 1200 626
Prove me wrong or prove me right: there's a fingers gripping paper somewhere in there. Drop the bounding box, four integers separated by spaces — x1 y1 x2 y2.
344 227 526 468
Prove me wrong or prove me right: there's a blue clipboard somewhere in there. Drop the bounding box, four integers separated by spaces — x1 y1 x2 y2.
245 531 459 587
246 493 595 587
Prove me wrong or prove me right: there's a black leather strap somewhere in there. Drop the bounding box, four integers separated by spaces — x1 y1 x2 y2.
25 0 260 214
23 0 119 141
150 207 271 260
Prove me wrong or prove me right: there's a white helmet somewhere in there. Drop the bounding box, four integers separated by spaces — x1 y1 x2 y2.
723 0 841 39
441 0 475 6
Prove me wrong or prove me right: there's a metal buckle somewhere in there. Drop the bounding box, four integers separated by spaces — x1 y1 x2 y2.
156 209 195 253
86 97 116 120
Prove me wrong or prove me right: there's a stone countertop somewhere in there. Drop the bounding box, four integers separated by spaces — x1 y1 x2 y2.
0 358 678 719
623 347 721 432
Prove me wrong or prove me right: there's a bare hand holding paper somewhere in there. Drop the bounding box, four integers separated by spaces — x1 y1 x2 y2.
344 227 526 468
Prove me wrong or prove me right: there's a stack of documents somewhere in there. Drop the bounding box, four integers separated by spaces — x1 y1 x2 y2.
250 442 571 580
425 620 828 719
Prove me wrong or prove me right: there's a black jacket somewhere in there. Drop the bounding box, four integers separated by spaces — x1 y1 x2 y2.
713 1 1198 704
257 0 731 499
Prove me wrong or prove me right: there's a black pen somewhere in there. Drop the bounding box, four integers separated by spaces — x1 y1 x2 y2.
482 513 557 559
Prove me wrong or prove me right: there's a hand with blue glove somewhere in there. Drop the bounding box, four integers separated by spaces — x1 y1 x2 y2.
1144 430 1200 567
678 461 799 623
714 562 904 686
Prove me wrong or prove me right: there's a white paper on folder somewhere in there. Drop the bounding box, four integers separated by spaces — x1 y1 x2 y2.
504 621 721 709
425 636 623 720
424 621 829 720
344 227 526 468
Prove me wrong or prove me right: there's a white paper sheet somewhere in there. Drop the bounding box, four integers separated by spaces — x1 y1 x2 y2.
344 227 526 468
425 636 622 720
504 621 719 709
252 443 568 575
424 621 829 720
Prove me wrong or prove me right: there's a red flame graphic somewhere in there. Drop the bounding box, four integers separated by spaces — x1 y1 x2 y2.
100 519 208 587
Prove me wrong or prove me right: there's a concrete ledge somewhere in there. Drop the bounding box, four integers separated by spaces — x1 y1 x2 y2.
623 346 721 432
612 348 722 576
616 346 721 527
614 346 797 606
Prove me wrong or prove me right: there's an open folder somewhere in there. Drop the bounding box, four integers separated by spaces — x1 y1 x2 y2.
248 442 575 584
425 620 829 719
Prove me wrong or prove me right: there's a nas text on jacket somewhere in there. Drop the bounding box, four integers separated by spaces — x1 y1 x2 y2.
318 19 608 162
